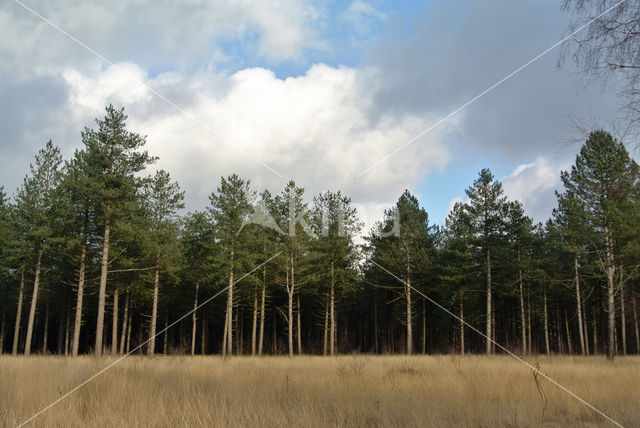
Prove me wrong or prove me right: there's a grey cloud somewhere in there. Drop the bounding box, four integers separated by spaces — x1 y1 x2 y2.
362 0 622 161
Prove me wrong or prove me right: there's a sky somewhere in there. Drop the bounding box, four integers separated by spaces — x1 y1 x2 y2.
0 0 628 233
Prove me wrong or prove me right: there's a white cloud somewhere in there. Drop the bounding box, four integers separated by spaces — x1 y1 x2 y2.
501 156 570 222
0 0 323 79
59 62 452 221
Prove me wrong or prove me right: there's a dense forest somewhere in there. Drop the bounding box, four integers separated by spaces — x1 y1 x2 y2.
0 105 639 360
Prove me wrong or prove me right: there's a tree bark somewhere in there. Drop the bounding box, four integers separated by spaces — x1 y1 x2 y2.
603 221 616 360
486 247 492 355
251 283 258 356
111 287 119 354
593 305 599 354
527 285 532 354
543 284 550 356
422 298 426 355
620 269 626 355
518 250 526 355
297 293 302 355
163 315 168 355
201 314 206 355
223 249 234 357
323 295 328 356
148 261 160 356
258 263 266 356
565 311 573 355
191 280 199 356
632 289 639 354
574 255 585 355
287 255 294 358
72 244 87 357
406 256 412 356
459 297 465 355
330 260 336 356
41 297 49 354
126 313 132 354
120 291 129 355
12 268 25 356
24 248 43 356
583 300 590 355
95 218 110 358
64 309 70 356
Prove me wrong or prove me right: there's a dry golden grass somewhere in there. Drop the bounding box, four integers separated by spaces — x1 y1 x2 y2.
1 354 639 427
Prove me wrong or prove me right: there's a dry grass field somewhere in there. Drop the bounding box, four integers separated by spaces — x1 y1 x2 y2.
1 355 639 427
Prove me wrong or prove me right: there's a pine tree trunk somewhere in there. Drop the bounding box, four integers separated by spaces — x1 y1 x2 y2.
518 250 526 355
258 264 266 356
323 295 328 356
25 248 43 356
593 305 599 354
486 247 492 355
406 258 412 356
422 298 426 354
492 306 496 354
163 315 168 355
120 291 129 355
565 311 573 355
330 260 336 356
201 314 206 355
223 249 234 357
42 297 49 354
272 307 277 355
459 297 465 355
126 314 132 354
148 261 160 356
603 222 616 360
288 255 294 358
111 287 119 354
251 282 257 356
191 280 199 356
297 294 302 355
64 309 70 356
527 286 532 354
12 269 25 356
543 284 550 356
583 304 590 355
620 269 626 355
72 244 87 357
556 307 562 353
95 219 110 358
574 255 585 355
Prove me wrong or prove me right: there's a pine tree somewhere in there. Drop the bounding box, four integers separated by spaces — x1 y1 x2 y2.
442 202 475 354
208 174 254 357
463 169 507 355
144 170 184 356
81 105 156 357
367 190 433 355
14 140 62 355
558 130 640 359
181 211 214 355
505 201 533 355
273 181 312 357
311 190 361 356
